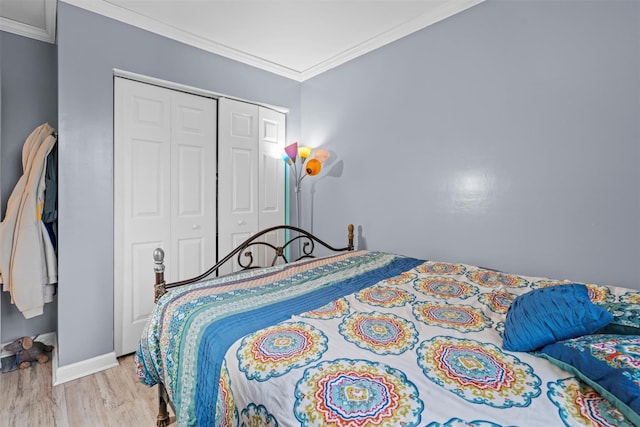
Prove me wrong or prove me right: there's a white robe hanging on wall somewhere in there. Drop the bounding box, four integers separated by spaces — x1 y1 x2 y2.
0 123 58 319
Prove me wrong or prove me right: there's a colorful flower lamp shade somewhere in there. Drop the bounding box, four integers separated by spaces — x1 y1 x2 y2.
282 143 330 228
305 159 321 176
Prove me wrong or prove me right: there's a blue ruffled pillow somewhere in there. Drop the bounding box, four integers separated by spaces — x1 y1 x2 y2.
537 334 640 425
503 284 612 352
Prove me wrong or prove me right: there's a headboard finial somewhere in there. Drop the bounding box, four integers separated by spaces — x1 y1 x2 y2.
153 248 165 273
153 248 167 303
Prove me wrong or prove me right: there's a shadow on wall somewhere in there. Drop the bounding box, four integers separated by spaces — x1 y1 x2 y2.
357 225 367 250
308 156 344 233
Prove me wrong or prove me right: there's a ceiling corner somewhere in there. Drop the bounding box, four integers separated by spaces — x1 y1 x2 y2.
0 0 57 44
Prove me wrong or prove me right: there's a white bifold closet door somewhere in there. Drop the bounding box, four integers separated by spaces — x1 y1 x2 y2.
218 98 286 274
114 78 216 356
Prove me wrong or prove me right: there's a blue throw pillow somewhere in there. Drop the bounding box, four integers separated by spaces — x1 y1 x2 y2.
503 284 612 352
537 334 640 425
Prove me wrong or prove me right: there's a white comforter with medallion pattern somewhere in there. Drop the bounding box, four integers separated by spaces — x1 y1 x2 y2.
137 250 638 426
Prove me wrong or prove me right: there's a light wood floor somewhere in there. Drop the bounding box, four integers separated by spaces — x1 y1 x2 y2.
0 354 173 426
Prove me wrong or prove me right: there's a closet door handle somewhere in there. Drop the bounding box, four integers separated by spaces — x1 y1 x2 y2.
192 224 201 230
237 220 245 226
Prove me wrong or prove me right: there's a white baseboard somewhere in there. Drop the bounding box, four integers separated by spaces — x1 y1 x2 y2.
2 333 118 385
53 350 118 386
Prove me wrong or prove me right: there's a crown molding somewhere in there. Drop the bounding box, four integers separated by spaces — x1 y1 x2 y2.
62 0 303 80
61 0 483 82
299 0 484 81
0 0 57 44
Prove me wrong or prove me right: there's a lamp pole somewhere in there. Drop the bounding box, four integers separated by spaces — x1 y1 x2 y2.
282 142 329 231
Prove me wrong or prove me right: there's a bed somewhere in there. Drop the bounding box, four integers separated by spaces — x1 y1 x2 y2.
136 225 640 426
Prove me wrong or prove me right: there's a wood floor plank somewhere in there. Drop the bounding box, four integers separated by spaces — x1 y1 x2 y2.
0 354 162 426
51 374 70 427
65 374 106 425
27 361 56 427
0 363 22 426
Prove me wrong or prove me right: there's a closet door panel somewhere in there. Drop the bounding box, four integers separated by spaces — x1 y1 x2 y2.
257 107 286 266
258 108 285 222
131 241 161 322
177 238 205 280
171 92 217 282
115 78 172 356
260 155 280 212
130 139 165 218
231 148 255 213
218 98 259 273
115 78 217 356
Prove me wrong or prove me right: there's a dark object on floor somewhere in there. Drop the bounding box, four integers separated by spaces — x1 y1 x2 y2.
1 355 19 373
2 336 53 372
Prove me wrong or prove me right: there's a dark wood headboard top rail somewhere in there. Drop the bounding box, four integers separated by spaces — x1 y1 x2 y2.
153 224 354 303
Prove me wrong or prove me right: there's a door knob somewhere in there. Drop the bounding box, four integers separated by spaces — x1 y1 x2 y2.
192 224 201 230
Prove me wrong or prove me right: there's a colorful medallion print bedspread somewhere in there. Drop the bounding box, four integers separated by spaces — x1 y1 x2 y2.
135 251 639 426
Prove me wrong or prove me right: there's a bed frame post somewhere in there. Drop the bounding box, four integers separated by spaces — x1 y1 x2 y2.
153 248 166 303
156 384 170 427
348 224 354 251
153 248 170 426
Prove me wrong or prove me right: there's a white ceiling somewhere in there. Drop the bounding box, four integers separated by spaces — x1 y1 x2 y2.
0 0 483 81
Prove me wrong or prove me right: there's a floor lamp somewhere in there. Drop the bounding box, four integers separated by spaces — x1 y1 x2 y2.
282 142 330 230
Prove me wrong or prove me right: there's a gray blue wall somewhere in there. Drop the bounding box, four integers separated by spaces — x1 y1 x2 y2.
3 0 639 368
56 3 301 365
0 30 58 343
301 0 640 289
